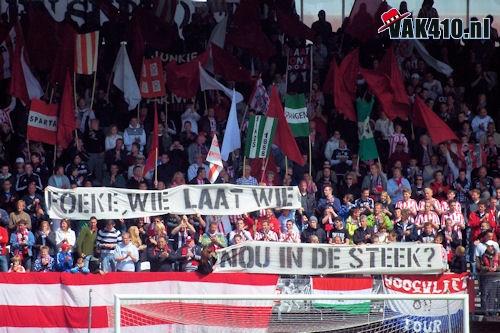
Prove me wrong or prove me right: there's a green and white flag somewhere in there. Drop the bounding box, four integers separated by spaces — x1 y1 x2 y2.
356 97 379 161
284 93 309 137
312 276 372 314
245 115 277 158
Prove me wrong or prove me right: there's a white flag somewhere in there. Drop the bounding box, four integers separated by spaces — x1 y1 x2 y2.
174 0 195 40
113 43 141 110
208 14 227 49
20 47 43 100
220 89 241 161
412 40 453 77
199 64 244 103
206 134 223 183
43 0 68 22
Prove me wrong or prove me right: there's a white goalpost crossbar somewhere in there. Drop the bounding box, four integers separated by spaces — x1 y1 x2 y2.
113 293 470 333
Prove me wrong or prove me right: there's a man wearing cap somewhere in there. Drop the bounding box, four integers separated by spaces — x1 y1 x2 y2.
301 216 326 243
177 236 202 272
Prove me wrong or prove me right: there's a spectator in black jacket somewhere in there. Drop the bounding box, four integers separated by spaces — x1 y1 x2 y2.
15 163 43 195
449 246 467 273
394 208 419 242
21 181 47 231
353 215 374 245
104 138 127 171
301 216 327 243
147 236 179 272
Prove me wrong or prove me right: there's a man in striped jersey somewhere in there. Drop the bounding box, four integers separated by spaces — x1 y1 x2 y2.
441 200 465 232
415 202 440 230
418 188 443 215
395 188 418 217
96 220 122 272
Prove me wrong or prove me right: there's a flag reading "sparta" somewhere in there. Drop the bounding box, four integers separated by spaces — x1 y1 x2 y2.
27 99 58 145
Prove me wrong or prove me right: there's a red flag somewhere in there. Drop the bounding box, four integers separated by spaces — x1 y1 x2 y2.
128 13 146 80
165 51 209 98
322 57 337 94
27 99 58 145
9 24 44 106
57 70 77 149
378 46 409 106
143 103 159 177
276 9 316 41
140 57 166 98
211 44 252 83
344 0 388 43
334 49 359 122
413 96 458 144
50 23 76 85
266 86 305 166
360 68 409 120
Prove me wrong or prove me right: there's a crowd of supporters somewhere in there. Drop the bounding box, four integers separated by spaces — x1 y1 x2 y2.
0 1 499 277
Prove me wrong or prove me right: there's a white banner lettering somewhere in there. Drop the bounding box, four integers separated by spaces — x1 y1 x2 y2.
45 185 301 220
28 111 57 131
214 242 447 275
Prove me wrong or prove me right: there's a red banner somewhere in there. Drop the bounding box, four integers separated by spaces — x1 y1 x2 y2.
140 57 166 98
27 99 58 145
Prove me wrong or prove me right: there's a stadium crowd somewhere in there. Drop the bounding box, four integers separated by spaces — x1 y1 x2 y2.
0 0 499 278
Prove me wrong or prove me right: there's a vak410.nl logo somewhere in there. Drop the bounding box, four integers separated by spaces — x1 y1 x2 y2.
378 8 490 40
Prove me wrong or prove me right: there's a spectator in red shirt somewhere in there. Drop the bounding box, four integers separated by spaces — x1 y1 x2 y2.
468 201 496 241
0 225 8 271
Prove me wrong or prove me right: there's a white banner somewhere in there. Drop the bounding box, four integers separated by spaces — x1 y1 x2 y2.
45 185 301 220
214 242 447 275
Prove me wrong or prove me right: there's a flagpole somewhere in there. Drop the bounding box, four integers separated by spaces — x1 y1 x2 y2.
285 156 288 177
154 102 159 187
239 104 248 130
164 98 168 131
308 135 312 175
53 145 57 168
73 73 77 108
89 47 99 111
309 45 314 102
242 155 246 176
260 157 269 183
49 88 55 104
203 91 208 112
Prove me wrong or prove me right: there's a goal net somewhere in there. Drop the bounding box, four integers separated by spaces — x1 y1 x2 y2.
112 293 469 333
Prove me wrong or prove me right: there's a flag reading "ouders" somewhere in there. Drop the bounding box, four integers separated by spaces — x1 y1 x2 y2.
244 115 277 159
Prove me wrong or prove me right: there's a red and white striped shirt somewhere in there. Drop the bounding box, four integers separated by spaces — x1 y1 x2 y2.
255 230 279 242
395 199 418 216
279 231 301 243
441 211 465 230
415 212 440 228
418 198 442 214
440 201 462 214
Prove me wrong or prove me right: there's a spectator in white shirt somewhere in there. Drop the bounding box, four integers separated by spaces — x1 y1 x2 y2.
55 219 76 252
105 125 123 151
471 108 493 141
422 72 443 100
181 104 201 134
324 131 341 161
114 232 139 272
279 220 301 243
228 219 253 245
123 117 146 152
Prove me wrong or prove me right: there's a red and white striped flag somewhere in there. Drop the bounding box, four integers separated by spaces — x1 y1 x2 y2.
27 99 58 145
140 57 166 98
0 273 278 332
0 27 16 80
206 134 223 183
74 31 99 75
